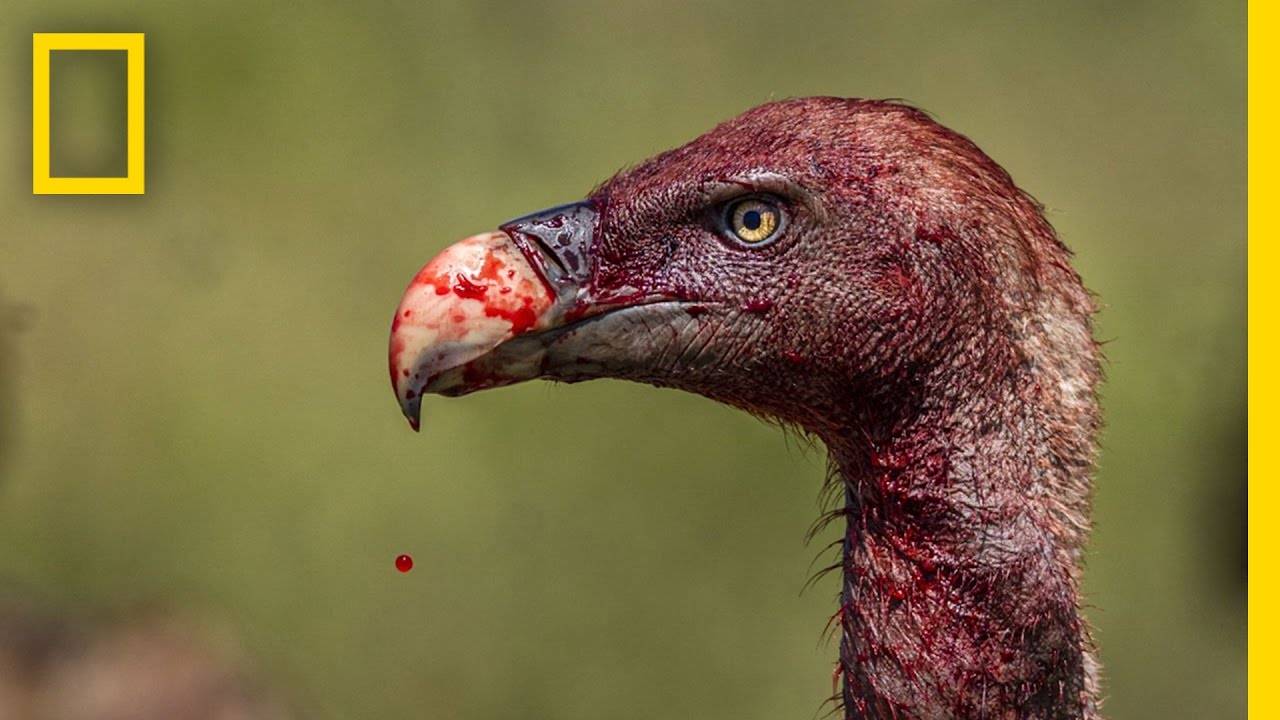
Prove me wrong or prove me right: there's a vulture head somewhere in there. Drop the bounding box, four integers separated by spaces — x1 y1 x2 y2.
389 97 1102 720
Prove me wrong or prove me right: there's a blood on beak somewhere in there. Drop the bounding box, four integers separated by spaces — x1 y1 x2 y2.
388 231 557 429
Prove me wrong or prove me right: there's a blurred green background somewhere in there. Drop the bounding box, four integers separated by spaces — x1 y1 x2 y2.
0 2 1244 718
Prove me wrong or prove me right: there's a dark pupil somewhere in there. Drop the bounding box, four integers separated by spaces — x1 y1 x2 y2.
742 209 762 231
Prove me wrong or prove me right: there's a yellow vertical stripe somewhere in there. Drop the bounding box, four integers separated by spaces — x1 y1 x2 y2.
1249 3 1266 718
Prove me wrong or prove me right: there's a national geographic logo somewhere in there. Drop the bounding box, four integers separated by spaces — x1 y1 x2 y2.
32 33 144 195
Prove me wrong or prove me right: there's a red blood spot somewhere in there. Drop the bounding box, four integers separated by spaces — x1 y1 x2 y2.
395 554 413 573
403 310 411 318
685 305 708 317
477 255 504 281
499 287 512 294
512 306 539 333
782 349 805 365
484 301 539 334
741 298 773 314
452 274 488 301
434 284 450 295
401 368 409 377
452 314 466 323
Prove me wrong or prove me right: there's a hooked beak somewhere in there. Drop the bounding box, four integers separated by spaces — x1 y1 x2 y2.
388 202 603 429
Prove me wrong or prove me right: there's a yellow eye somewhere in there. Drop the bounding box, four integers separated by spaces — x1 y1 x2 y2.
726 198 782 245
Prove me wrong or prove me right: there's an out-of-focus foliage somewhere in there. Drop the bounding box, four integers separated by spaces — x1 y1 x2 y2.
0 2 1243 719
0 594 295 720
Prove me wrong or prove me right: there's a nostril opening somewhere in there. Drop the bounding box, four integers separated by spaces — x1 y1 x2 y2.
499 201 597 286
530 235 569 277
508 230 567 287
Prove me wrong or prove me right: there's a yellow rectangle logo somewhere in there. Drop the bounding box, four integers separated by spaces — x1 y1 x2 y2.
33 32 145 195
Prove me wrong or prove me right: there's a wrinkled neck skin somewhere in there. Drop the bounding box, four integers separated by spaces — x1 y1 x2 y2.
809 331 1100 719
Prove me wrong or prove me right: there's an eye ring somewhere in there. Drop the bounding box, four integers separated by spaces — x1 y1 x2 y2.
720 196 786 246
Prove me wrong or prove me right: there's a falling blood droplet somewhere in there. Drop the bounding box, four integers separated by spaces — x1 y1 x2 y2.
395 554 413 573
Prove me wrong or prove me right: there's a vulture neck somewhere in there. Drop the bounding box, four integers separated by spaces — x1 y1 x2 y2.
817 337 1099 719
